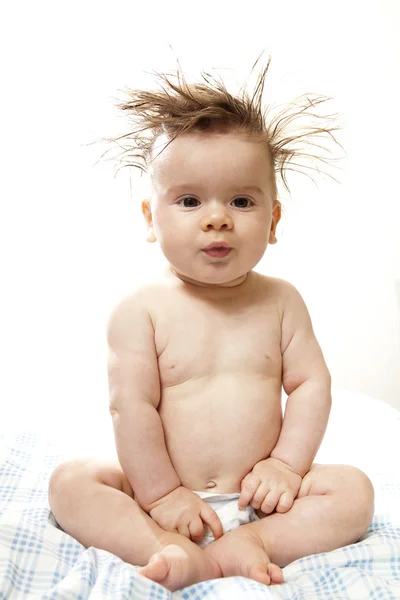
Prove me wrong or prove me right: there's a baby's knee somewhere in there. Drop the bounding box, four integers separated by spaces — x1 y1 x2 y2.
49 458 97 503
48 457 132 506
305 464 375 537
339 466 375 533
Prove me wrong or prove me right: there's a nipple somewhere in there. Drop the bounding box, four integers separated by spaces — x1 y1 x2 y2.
206 480 217 489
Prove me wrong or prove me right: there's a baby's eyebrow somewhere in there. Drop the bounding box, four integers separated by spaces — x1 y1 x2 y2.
237 185 263 194
165 184 264 195
165 184 196 194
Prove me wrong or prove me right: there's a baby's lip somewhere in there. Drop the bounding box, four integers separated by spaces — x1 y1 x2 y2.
202 241 232 251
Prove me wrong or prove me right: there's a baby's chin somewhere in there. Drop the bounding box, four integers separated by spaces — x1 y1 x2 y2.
169 266 249 288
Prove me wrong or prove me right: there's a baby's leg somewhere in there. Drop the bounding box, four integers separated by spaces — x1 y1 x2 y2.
204 525 284 585
48 459 221 591
207 464 374 573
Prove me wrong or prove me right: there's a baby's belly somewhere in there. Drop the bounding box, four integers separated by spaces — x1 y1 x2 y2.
159 374 282 494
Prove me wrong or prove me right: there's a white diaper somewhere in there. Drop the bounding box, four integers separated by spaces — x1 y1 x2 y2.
194 491 259 549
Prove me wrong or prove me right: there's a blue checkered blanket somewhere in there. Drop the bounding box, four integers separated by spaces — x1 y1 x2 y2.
1 429 399 599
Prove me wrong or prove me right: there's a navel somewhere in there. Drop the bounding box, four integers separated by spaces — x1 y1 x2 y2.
206 480 217 489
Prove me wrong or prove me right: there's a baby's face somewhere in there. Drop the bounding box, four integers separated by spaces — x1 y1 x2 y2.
142 131 280 287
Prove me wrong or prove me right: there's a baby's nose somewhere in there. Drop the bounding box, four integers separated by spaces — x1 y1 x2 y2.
201 206 233 230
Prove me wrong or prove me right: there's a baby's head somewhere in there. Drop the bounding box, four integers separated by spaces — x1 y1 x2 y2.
105 59 340 287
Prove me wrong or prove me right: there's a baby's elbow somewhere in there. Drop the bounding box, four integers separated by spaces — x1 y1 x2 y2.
109 404 119 419
322 363 332 389
313 371 332 407
320 369 332 397
308 362 331 397
109 390 123 420
284 370 331 398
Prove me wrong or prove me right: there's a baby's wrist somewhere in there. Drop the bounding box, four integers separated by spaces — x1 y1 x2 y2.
266 455 304 476
141 483 183 513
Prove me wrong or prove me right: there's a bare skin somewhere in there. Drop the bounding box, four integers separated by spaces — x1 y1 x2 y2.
143 269 284 495
49 270 373 591
138 538 282 588
49 454 284 590
49 131 374 591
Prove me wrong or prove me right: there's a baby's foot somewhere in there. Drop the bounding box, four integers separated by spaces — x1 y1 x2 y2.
137 541 221 591
204 527 283 586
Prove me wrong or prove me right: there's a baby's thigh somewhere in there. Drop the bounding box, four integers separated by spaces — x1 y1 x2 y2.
254 464 374 534
49 457 133 500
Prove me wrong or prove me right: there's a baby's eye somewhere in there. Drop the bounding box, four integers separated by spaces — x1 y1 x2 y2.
231 197 254 208
178 197 200 208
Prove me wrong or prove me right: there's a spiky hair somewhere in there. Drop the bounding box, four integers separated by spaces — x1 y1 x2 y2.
99 57 342 196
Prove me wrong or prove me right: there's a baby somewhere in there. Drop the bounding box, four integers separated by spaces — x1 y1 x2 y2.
48 60 374 592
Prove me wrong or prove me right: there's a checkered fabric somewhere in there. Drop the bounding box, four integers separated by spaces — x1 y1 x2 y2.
0 430 399 599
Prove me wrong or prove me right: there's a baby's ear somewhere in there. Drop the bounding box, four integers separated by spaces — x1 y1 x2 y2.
141 200 157 243
269 203 281 245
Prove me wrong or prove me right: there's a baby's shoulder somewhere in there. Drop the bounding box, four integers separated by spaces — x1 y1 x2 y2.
110 280 166 313
255 273 302 303
108 271 174 323
106 279 169 347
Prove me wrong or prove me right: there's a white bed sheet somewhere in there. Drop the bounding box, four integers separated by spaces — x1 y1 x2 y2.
0 388 399 599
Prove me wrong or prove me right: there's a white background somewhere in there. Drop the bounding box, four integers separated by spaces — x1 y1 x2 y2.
1 0 399 451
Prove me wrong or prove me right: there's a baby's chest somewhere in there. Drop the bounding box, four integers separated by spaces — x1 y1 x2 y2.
154 303 282 385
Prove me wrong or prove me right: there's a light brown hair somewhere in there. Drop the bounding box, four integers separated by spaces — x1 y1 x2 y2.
99 57 342 197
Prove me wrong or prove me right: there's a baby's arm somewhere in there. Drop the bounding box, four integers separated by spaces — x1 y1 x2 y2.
239 282 331 513
107 291 222 541
271 282 331 474
108 294 180 508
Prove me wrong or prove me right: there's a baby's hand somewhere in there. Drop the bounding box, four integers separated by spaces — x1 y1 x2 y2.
148 486 223 542
238 457 302 514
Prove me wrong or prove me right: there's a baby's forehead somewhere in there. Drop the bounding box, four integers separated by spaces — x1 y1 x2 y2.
149 130 273 177
147 131 276 201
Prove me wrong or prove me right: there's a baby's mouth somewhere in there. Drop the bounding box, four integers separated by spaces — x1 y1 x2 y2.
202 247 232 258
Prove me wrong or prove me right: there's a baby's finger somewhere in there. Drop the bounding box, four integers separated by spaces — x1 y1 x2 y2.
276 491 295 513
177 523 191 539
189 516 204 542
238 475 259 509
200 504 223 540
260 490 281 514
249 483 270 510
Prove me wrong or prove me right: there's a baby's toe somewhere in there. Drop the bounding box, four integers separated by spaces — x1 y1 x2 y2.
267 562 284 584
137 553 169 583
248 563 271 585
